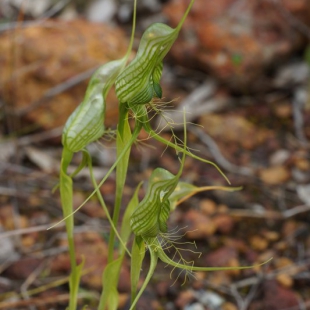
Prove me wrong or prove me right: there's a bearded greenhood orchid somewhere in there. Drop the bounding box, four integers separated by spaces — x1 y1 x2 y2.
55 0 271 309
115 24 175 106
130 165 183 238
115 0 194 107
62 59 126 153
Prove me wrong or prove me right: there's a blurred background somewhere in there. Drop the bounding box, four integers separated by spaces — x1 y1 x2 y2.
0 0 310 309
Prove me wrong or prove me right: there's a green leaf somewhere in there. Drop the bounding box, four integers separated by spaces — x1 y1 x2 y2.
107 116 134 262
68 258 85 310
59 148 74 236
130 237 146 309
120 182 143 249
129 241 158 310
99 258 123 310
116 117 132 194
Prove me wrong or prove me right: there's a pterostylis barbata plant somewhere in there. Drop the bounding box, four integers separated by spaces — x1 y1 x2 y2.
128 118 272 310
55 0 271 309
55 1 138 309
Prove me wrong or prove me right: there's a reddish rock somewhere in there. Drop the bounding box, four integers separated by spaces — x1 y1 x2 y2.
134 289 161 310
0 19 128 132
204 246 237 268
259 165 291 185
199 114 271 150
183 209 217 239
50 252 71 274
249 235 269 251
213 214 235 234
164 0 310 91
156 280 171 298
276 273 293 288
199 199 217 216
263 280 299 310
50 231 131 291
175 289 196 309
5 257 43 279
118 264 132 292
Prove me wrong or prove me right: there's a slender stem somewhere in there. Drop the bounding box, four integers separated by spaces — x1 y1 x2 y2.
96 121 142 309
176 0 195 32
148 237 273 272
108 112 131 263
50 122 143 232
101 2 137 263
142 121 231 184
117 102 128 139
125 0 137 60
60 148 79 310
85 150 131 257
60 151 75 258
129 245 158 310
130 237 145 309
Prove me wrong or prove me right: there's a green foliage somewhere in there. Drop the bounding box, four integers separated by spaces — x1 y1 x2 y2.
55 0 271 309
99 258 122 310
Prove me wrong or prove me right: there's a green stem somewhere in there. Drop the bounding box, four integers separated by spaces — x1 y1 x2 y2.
60 148 79 310
142 121 231 184
129 244 158 310
125 0 137 60
105 1 138 256
130 237 145 309
108 112 132 263
117 103 128 139
84 150 131 257
147 237 272 272
176 0 195 32
56 122 142 230
101 116 141 309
